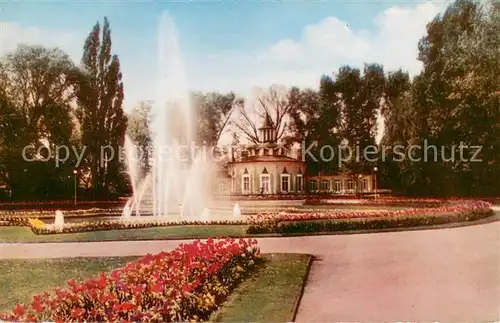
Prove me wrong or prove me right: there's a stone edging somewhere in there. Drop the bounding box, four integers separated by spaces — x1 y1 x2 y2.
290 254 315 322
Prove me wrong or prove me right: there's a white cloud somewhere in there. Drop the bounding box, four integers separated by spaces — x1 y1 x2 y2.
0 21 83 62
193 2 448 96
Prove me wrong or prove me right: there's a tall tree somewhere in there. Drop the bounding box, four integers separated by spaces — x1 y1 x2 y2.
235 85 296 144
413 0 487 195
380 69 414 191
440 0 500 195
287 82 342 175
191 91 240 147
74 17 127 198
333 64 385 174
0 45 76 200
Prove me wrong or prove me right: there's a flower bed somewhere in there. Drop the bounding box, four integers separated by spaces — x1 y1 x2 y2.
25 218 249 235
273 209 493 234
247 201 493 234
0 207 123 218
304 197 447 207
0 238 262 322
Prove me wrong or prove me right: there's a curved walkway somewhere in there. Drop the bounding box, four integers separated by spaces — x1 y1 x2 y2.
1 222 499 321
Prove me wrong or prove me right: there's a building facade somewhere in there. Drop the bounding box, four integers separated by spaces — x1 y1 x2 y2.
216 115 377 196
223 114 305 195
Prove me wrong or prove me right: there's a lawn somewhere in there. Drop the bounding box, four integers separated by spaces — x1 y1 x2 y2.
210 253 311 322
0 225 249 243
0 256 139 313
0 254 312 322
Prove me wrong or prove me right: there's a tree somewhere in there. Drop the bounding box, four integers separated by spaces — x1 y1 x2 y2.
380 69 413 191
287 82 342 175
73 17 127 199
412 0 491 195
330 64 385 175
126 101 153 177
235 85 293 144
440 0 500 195
379 0 500 196
191 91 240 147
0 45 77 200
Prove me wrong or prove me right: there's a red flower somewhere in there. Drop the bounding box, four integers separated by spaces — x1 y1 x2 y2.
151 282 163 293
98 273 107 289
72 307 84 318
13 304 25 317
121 302 135 310
31 299 45 313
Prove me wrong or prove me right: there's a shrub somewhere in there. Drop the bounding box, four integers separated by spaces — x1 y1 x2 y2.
0 238 262 322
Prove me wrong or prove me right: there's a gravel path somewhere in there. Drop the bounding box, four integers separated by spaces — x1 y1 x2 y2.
1 222 498 321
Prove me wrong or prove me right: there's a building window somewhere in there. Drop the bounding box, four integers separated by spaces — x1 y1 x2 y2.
219 183 227 193
347 180 355 191
320 179 329 191
334 180 342 192
281 174 290 193
242 174 250 193
361 179 368 191
309 180 318 192
260 174 270 194
296 175 303 192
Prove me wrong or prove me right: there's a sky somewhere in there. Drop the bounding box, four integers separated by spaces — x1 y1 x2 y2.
1 0 451 142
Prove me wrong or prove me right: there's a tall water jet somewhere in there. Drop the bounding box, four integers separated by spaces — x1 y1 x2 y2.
54 210 64 231
233 202 241 218
123 136 141 216
121 12 217 221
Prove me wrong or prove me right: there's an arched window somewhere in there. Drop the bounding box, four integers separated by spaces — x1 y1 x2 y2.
259 167 271 194
241 168 250 194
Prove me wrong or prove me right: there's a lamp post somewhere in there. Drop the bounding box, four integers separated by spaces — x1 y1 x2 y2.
373 166 378 200
72 169 77 205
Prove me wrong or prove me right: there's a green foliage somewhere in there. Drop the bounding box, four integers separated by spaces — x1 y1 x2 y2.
73 17 128 198
126 101 153 177
191 91 240 147
380 0 500 196
0 45 77 200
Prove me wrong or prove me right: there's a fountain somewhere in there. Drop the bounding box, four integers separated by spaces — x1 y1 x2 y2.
54 210 64 231
121 200 133 219
201 208 210 222
120 12 238 222
233 202 241 218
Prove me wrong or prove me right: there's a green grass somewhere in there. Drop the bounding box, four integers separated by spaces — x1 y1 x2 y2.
0 256 139 313
210 253 311 322
0 254 312 322
0 225 249 243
